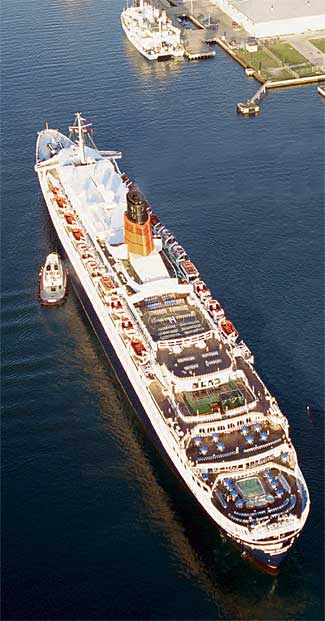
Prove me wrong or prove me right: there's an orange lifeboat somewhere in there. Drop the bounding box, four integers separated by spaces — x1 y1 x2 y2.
56 196 68 209
72 228 84 241
100 276 115 293
130 339 148 359
64 213 76 225
220 319 239 340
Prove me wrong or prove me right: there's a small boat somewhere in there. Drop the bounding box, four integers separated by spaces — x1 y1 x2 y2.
237 101 259 115
220 318 239 340
317 84 325 97
39 252 68 305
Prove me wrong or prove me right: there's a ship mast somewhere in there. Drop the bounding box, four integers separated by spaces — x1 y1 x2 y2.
69 112 93 165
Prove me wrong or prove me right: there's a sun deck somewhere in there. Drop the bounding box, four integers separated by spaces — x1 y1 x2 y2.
135 292 212 343
157 335 232 377
186 420 286 465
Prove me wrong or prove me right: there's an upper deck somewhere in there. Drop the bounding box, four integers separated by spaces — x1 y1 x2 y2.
135 292 212 343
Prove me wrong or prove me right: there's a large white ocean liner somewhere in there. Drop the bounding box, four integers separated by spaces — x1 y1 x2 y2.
121 0 184 61
35 113 310 572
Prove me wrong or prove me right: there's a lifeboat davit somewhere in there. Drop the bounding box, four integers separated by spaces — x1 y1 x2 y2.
220 319 239 340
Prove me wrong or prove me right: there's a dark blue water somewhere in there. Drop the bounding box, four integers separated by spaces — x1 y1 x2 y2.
1 1 324 619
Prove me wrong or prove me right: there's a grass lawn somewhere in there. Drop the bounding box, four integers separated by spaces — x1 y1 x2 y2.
234 47 280 72
268 42 307 65
295 65 324 77
274 69 296 80
310 38 325 53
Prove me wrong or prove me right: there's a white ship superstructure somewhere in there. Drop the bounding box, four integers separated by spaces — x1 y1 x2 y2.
35 113 310 572
121 0 184 61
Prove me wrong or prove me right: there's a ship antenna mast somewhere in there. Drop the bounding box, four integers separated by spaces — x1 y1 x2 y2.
69 112 93 165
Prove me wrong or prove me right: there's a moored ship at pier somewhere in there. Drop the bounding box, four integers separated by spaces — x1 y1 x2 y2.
121 0 184 61
35 113 310 572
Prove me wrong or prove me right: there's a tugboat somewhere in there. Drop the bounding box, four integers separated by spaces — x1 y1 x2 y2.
39 251 68 305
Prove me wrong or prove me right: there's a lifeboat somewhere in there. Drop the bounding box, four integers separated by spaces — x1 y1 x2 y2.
85 259 102 277
130 339 149 363
220 319 239 340
150 213 160 227
110 297 123 314
64 213 76 225
199 288 211 302
194 280 206 294
120 317 135 335
76 242 92 258
171 245 185 257
56 196 68 209
72 228 84 241
161 228 172 241
165 236 176 249
153 222 165 235
205 299 225 320
99 276 115 293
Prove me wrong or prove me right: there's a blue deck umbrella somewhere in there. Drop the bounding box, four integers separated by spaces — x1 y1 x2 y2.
200 445 208 455
246 434 254 444
241 425 249 436
254 422 262 432
212 432 219 442
194 436 201 446
235 498 244 508
260 431 268 441
217 441 225 452
281 452 289 462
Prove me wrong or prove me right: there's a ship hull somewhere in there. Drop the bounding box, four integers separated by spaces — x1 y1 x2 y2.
35 117 309 572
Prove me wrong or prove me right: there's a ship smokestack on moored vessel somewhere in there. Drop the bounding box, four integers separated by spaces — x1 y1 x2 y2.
124 188 154 256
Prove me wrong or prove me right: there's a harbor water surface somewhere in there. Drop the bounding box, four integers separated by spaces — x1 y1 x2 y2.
1 0 324 619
